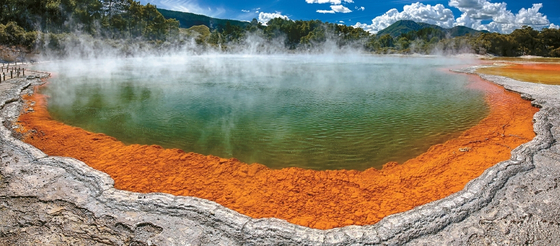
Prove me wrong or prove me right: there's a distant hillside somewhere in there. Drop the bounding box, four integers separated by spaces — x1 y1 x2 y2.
377 20 487 37
157 9 249 31
377 20 440 37
447 26 488 37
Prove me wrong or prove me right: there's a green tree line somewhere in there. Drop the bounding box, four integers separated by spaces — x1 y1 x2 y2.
1 0 559 58
203 18 371 51
0 0 179 48
471 26 560 57
369 25 560 56
194 17 560 57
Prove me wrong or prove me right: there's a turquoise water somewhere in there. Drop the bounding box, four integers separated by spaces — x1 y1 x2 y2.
36 55 488 170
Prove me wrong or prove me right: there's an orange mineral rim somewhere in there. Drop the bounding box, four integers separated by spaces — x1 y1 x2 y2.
17 69 538 230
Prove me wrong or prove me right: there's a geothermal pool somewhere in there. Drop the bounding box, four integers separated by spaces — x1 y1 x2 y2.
24 56 539 229
35 55 487 170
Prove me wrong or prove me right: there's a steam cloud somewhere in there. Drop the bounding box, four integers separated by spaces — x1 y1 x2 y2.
34 55 480 170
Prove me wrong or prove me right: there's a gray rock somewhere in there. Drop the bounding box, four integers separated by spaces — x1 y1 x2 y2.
1 66 559 245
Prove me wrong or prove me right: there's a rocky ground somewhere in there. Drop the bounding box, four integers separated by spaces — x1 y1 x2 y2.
0 45 33 63
409 69 560 245
0 66 559 245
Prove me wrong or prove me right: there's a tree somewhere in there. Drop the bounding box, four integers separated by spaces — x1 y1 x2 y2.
511 26 539 55
0 21 35 47
378 34 394 48
395 36 410 51
538 27 560 57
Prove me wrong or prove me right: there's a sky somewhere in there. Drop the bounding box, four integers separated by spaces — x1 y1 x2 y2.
140 0 560 34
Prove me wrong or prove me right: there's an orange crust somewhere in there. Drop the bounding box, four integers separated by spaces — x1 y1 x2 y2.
477 63 560 85
17 74 538 229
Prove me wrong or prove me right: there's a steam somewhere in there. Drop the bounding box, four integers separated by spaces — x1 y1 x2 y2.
22 4 482 170
34 30 375 61
33 54 483 170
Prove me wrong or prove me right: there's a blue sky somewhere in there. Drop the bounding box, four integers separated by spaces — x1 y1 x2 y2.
140 0 560 33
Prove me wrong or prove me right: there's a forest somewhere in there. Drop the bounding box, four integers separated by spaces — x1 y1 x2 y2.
193 18 560 57
0 0 179 48
1 0 560 58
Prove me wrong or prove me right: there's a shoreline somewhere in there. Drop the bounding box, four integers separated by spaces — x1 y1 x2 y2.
476 62 560 85
16 65 536 229
1 61 559 244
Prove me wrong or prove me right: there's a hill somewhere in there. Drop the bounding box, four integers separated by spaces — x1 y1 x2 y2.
377 20 487 37
447 26 488 37
377 20 441 37
157 9 249 31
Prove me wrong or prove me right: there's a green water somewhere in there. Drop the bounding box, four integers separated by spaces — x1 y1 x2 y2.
36 55 488 170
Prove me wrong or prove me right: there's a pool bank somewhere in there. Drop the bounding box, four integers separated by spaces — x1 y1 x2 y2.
1 63 559 244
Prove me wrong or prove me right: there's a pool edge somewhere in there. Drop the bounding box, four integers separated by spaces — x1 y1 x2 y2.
1 65 559 244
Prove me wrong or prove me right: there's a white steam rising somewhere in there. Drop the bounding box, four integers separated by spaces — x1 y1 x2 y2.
34 55 479 169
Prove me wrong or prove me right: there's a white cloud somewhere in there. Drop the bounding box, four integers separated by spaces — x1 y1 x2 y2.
241 9 250 13
355 6 365 11
317 10 336 14
305 0 353 4
450 0 550 33
550 23 560 30
331 5 352 13
307 0 340 4
353 0 553 34
258 12 290 24
353 3 455 33
317 5 352 14
514 4 549 26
